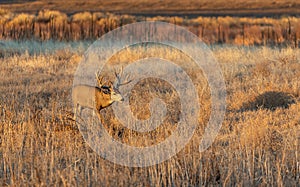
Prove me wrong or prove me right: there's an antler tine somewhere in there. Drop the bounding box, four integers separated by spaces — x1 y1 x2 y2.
95 71 104 87
122 73 132 84
118 81 132 87
114 70 119 82
114 67 133 88
114 67 123 87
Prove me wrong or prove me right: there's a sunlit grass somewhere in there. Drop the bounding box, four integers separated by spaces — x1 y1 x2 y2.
0 46 299 185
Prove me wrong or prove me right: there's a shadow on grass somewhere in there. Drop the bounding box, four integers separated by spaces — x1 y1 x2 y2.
240 91 296 111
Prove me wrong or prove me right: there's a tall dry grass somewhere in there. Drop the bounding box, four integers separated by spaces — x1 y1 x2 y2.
0 8 299 45
0 46 299 185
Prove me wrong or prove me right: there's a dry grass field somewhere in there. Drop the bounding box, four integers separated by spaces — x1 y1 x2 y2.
0 45 299 186
0 1 299 186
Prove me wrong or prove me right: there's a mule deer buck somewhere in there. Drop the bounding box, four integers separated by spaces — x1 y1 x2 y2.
72 68 131 120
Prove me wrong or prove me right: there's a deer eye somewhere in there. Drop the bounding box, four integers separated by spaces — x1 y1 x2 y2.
102 88 111 94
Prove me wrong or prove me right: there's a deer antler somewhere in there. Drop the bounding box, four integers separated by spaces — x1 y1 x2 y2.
114 67 132 88
95 71 104 87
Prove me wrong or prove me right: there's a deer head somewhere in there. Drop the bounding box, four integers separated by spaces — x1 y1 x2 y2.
95 71 124 105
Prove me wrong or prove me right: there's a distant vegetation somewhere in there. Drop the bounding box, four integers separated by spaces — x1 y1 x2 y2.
0 8 299 46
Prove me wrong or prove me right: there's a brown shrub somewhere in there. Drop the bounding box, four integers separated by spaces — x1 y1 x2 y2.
10 13 35 25
72 11 92 22
37 9 67 24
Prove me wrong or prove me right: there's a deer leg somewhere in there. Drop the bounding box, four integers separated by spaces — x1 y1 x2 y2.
74 104 82 121
78 105 82 116
73 103 78 121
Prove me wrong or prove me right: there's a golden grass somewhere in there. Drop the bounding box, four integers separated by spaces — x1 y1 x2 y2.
71 12 92 22
10 13 34 25
0 7 300 44
0 46 299 185
37 9 67 24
